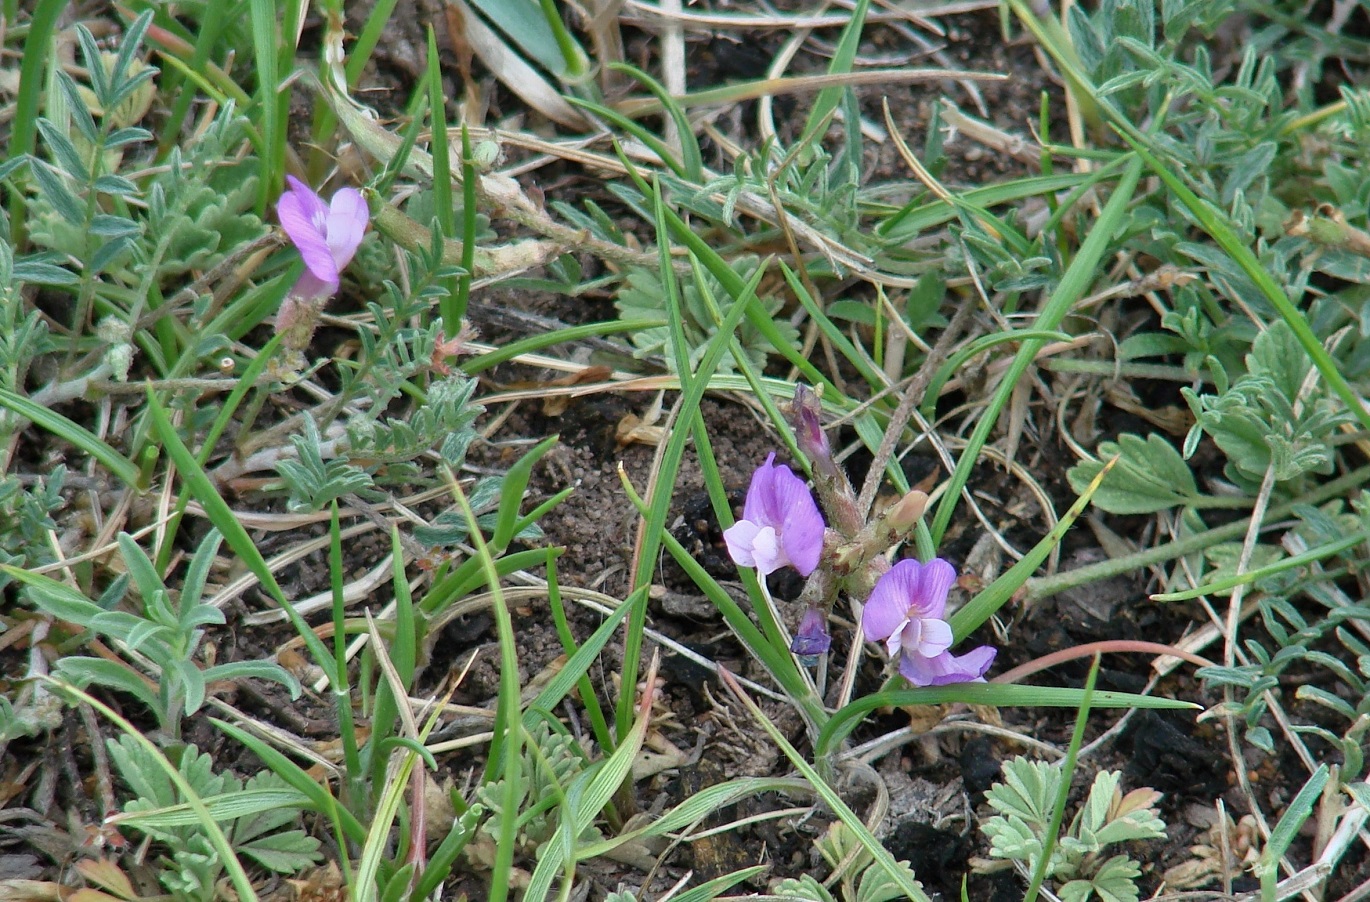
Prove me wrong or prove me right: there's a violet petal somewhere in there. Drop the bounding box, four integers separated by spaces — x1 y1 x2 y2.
324 187 368 269
277 179 339 287
898 645 997 687
722 518 762 570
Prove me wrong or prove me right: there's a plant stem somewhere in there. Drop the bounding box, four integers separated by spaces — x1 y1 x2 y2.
1023 464 1370 601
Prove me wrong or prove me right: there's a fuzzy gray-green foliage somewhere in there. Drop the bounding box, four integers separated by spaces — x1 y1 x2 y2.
25 530 299 739
981 757 1166 902
615 255 798 374
107 735 322 901
476 720 599 857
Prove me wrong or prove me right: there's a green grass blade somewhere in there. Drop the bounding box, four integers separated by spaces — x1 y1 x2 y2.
817 683 1197 760
0 389 141 488
544 554 613 751
47 681 260 902
609 62 704 181
568 97 691 180
423 28 463 332
156 332 287 572
447 476 521 902
929 154 1145 545
144 388 339 688
106 787 309 829
461 320 640 374
346 0 402 87
453 124 477 326
7 0 63 242
1152 529 1370 601
948 455 1113 643
573 776 810 860
1025 657 1100 902
800 0 872 146
720 668 933 902
1023 463 1370 602
248 0 283 208
920 330 1072 420
877 171 1099 241
155 0 228 154
525 658 657 898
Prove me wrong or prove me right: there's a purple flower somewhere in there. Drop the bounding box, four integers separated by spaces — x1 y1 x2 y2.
277 176 369 300
723 453 824 577
861 558 996 687
791 607 831 665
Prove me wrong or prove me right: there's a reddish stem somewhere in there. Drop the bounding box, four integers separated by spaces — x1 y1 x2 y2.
992 640 1217 685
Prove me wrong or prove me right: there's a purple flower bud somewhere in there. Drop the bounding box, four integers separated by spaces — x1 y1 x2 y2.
861 558 995 687
792 385 834 475
277 176 369 301
723 453 825 577
790 607 831 666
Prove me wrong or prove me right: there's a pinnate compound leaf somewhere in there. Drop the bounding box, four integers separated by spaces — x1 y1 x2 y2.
982 813 1042 861
1068 433 1198 513
1076 770 1122 843
1096 793 1167 846
987 757 1060 824
276 415 377 512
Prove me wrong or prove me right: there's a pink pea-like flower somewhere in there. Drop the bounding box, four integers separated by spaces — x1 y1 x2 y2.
723 453 824 577
276 176 369 300
862 557 996 687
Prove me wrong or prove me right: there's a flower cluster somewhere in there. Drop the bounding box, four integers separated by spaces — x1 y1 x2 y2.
724 443 996 687
861 558 996 687
723 453 830 660
722 453 824 578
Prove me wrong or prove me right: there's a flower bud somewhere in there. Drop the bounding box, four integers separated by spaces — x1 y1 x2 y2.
471 139 504 171
883 489 930 536
790 607 831 666
791 385 836 479
105 343 133 382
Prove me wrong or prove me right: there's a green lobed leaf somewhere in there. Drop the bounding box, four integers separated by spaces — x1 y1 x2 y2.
856 858 922 902
236 831 323 873
1091 855 1144 902
1068 432 1199 514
